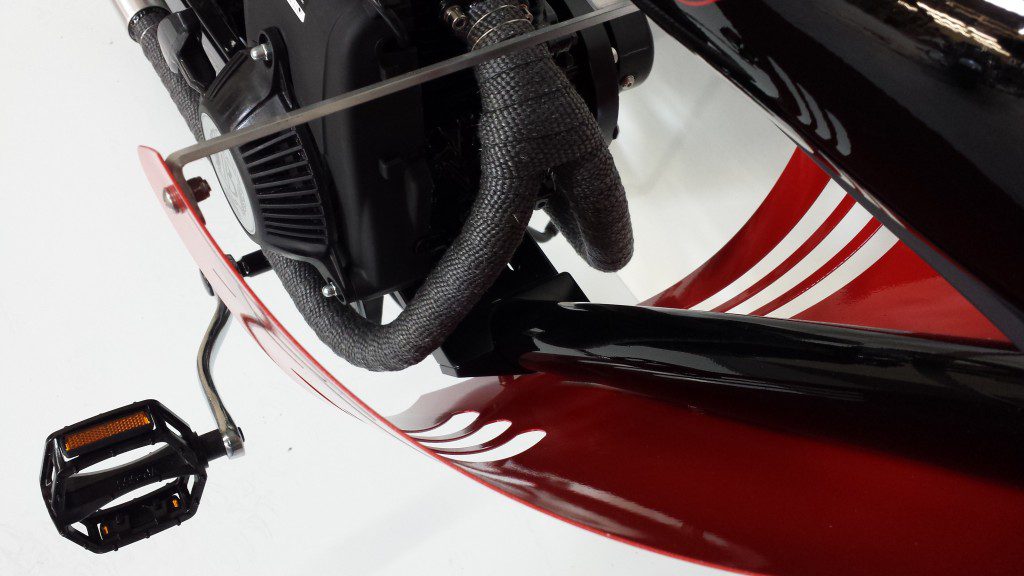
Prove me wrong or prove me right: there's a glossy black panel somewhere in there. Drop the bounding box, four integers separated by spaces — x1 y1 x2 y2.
633 0 1024 347
493 302 1024 485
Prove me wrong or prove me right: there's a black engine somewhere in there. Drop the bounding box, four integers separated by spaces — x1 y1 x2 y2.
155 0 652 371
191 0 651 302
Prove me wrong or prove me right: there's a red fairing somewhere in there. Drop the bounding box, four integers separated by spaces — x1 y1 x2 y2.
648 150 830 310
647 149 1009 345
144 146 1024 575
139 147 385 426
390 372 1024 576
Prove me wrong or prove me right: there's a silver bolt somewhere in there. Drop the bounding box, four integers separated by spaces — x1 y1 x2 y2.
321 282 339 298
620 74 636 90
443 5 467 31
249 43 273 63
162 186 183 213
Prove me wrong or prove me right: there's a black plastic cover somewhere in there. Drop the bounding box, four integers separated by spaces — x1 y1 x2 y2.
244 1 435 302
199 29 345 289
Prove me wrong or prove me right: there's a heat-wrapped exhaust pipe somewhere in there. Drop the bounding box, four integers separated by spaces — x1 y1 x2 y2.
117 0 204 141
125 0 632 371
267 0 633 370
457 0 633 272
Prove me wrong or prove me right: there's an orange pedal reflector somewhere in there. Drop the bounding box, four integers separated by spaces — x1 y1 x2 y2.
63 411 152 453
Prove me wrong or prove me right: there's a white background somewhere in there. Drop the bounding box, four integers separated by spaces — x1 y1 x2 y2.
0 3 790 574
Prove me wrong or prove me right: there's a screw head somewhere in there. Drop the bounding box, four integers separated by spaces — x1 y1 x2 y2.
321 283 339 298
162 187 183 213
620 74 636 90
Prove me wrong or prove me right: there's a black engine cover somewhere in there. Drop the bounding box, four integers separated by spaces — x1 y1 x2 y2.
242 1 433 303
199 0 652 304
200 30 342 286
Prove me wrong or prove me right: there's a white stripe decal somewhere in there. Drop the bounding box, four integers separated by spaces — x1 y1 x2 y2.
690 181 847 312
437 431 547 463
767 228 899 319
420 420 513 449
727 203 874 315
285 0 307 22
406 411 479 439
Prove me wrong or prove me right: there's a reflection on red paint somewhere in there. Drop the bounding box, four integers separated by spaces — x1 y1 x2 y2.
796 241 1008 343
390 369 1024 576
753 219 883 316
139 146 378 423
714 196 857 313
142 146 1021 576
648 149 1008 345
648 149 831 309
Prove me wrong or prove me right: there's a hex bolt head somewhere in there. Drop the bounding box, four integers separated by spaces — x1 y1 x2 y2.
321 283 339 298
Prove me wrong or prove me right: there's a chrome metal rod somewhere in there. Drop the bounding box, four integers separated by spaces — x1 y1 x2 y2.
111 0 168 26
198 298 245 458
165 1 639 171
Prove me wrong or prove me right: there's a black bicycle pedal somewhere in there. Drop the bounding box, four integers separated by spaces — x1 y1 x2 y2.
40 400 226 553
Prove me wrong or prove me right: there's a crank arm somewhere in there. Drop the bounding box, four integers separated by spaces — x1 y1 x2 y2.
198 298 244 459
40 281 256 552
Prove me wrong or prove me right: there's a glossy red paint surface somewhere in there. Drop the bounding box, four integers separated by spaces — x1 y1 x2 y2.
755 219 883 316
795 241 1009 343
713 195 856 313
144 147 1024 575
648 150 830 309
648 149 1009 345
140 147 380 426
392 368 1024 576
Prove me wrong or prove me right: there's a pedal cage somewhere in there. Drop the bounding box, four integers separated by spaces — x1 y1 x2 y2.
40 400 221 553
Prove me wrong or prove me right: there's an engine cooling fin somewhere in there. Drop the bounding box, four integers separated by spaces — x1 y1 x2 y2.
241 129 329 245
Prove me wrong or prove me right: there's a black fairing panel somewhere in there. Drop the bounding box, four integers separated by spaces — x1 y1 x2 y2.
245 1 432 302
633 0 1024 348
